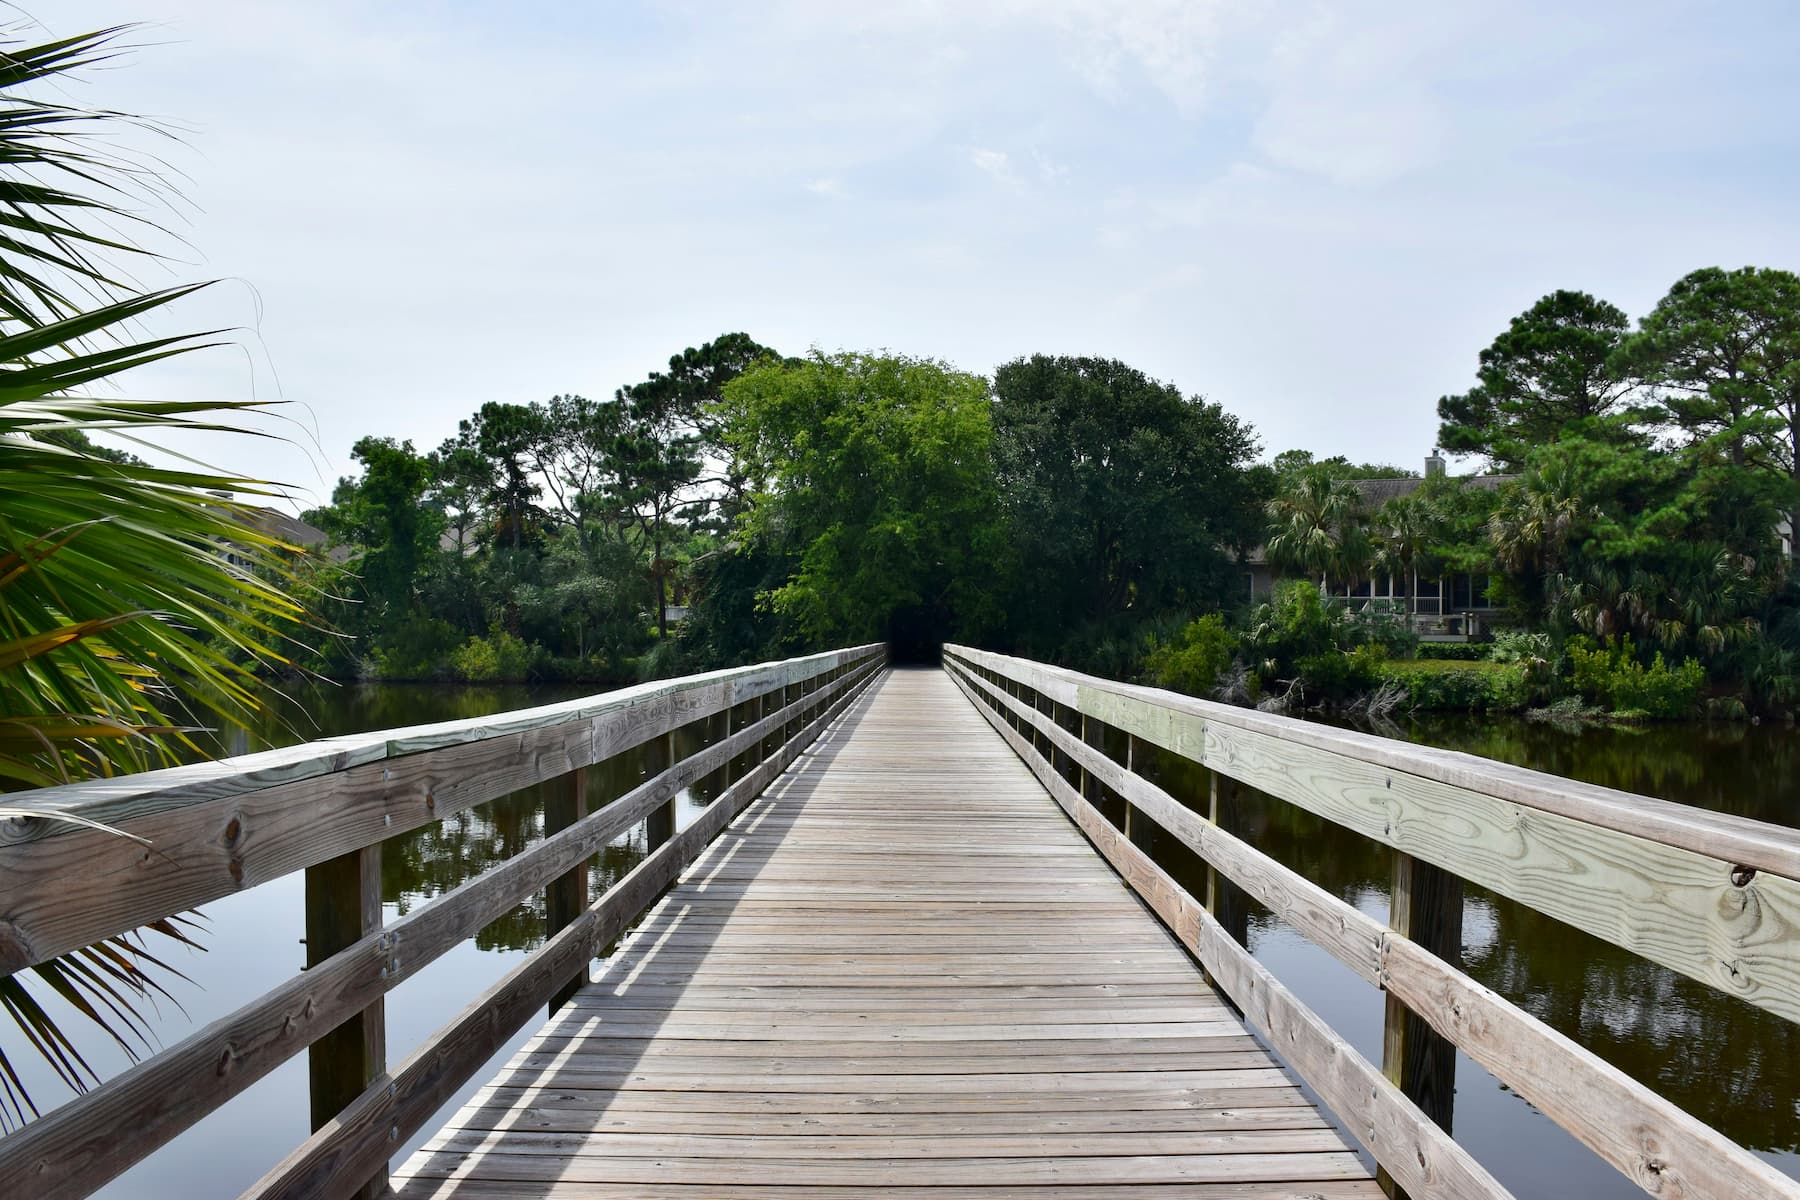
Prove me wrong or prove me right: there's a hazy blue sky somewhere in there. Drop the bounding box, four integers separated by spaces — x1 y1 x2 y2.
48 1 1800 502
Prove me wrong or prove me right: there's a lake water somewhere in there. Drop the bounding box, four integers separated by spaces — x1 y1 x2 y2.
6 678 1798 1198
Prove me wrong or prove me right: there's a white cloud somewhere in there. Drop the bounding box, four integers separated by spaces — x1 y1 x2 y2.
968 147 1019 187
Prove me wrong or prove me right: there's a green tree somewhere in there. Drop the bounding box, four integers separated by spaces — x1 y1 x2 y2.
1438 290 1644 469
1490 434 1780 661
314 437 442 631
614 333 779 635
525 393 624 558
1371 493 1440 617
1618 267 1800 541
1264 463 1370 588
459 402 543 551
721 350 1004 650
991 354 1264 653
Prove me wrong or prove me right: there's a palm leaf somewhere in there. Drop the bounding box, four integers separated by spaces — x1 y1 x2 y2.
0 23 315 1128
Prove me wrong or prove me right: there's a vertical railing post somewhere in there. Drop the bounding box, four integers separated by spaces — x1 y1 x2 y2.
1379 853 1463 1199
1122 734 1136 843
545 769 590 1012
1205 772 1248 947
646 730 675 850
1077 712 1090 800
304 844 386 1199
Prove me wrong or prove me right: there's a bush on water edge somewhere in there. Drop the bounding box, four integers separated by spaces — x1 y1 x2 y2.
1376 658 1532 712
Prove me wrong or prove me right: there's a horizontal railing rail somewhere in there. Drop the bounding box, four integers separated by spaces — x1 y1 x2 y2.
0 644 885 1200
945 643 1800 1200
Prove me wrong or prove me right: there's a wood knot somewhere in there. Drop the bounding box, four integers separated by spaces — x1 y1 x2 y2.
1730 865 1757 887
222 816 242 846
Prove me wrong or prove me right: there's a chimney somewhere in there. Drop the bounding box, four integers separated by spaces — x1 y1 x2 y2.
1424 449 1446 478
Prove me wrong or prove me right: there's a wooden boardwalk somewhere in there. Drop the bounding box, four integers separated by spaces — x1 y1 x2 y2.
393 667 1378 1199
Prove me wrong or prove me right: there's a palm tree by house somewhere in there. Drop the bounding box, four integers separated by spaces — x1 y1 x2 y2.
1264 463 1371 590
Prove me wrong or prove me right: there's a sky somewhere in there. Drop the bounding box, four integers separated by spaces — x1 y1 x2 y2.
40 0 1800 508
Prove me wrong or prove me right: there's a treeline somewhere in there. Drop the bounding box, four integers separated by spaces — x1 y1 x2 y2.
1154 267 1800 718
296 344 1268 682
300 264 1800 718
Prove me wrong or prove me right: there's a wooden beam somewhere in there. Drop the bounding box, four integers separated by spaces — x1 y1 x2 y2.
544 769 590 1012
302 845 385 1199
239 655 883 1200
945 646 1800 1026
1205 772 1248 949
1378 853 1462 1200
0 646 883 973
945 663 1509 1200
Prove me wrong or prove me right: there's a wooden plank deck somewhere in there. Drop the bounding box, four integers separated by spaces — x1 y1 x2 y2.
392 667 1379 1199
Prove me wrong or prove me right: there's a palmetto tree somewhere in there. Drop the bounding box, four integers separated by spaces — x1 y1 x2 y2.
1371 494 1438 617
1265 464 1369 589
1487 457 1591 576
0 27 308 1127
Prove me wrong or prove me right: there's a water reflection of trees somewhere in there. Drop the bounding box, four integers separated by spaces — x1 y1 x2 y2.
1387 714 1800 827
1464 890 1798 1152
378 747 666 954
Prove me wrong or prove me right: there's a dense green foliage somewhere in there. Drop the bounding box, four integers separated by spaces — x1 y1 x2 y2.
720 351 1004 652
991 355 1265 657
1378 659 1532 712
1437 290 1642 469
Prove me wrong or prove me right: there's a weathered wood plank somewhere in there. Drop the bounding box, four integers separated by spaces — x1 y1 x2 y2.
948 644 1800 879
951 647 1800 1027
302 844 385 1200
235 656 884 1200
391 668 1377 1200
946 661 1511 1200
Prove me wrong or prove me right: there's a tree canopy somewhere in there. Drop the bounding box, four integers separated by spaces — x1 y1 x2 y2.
720 350 1005 654
1437 289 1642 468
991 354 1264 653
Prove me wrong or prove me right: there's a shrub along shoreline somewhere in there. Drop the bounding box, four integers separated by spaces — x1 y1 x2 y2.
1143 583 1724 722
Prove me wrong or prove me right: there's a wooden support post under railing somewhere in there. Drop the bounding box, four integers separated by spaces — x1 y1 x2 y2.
1122 734 1135 843
303 844 386 1200
1205 773 1248 947
646 732 675 849
1378 852 1464 1200
545 769 590 1012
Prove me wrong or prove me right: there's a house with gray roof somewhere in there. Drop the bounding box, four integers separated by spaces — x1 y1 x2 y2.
1244 452 1518 641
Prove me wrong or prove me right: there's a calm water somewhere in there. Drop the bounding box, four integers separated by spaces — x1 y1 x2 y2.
8 680 1799 1198
1124 712 1800 1198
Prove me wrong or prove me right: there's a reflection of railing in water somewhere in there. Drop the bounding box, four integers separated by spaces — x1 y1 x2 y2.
0 645 884 1200
944 643 1800 1200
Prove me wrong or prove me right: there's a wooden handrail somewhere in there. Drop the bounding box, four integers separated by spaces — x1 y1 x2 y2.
945 644 1800 1025
945 645 1800 1200
0 646 881 974
0 647 884 1200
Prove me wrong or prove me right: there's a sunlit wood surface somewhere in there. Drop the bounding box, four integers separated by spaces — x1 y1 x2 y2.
392 667 1377 1198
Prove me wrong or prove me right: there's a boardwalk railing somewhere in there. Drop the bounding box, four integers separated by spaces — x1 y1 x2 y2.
945 643 1800 1200
0 644 885 1200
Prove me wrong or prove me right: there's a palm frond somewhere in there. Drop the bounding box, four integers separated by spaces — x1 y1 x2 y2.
0 23 312 1129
